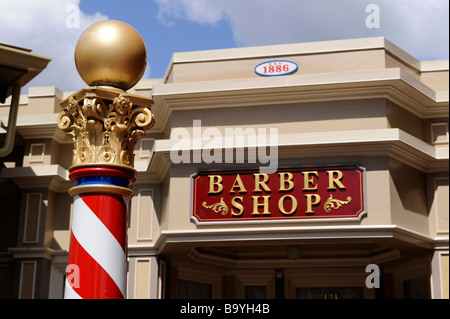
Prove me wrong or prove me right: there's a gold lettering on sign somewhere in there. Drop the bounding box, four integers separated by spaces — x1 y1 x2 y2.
278 172 294 192
303 171 318 190
278 195 297 216
231 196 244 216
253 174 271 193
305 194 321 214
197 167 361 221
208 175 223 194
230 174 247 194
327 170 346 190
252 195 271 216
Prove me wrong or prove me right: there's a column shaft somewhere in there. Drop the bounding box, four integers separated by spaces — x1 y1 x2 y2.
64 166 134 299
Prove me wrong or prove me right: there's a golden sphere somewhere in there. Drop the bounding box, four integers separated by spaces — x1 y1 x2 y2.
74 20 147 91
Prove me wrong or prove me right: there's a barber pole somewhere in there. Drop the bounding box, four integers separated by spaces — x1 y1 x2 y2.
64 166 135 299
58 20 154 299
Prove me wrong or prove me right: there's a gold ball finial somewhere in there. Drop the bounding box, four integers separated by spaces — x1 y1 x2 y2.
74 20 147 91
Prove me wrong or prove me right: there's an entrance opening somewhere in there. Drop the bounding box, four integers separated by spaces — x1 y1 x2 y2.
245 285 267 299
178 279 212 299
295 287 364 299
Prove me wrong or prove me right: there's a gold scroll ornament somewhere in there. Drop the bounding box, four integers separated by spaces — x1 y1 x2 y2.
202 198 229 216
324 195 352 212
202 194 352 216
57 87 154 169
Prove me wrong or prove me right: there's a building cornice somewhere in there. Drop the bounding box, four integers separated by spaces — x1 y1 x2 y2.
152 68 448 133
164 37 429 78
0 164 70 191
8 246 67 261
148 128 448 183
158 225 447 253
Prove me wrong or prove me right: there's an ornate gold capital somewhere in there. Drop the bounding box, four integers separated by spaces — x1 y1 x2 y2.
57 86 154 169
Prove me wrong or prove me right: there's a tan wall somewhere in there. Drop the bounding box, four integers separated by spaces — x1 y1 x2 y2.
386 101 424 140
21 87 62 116
361 157 392 225
389 159 429 233
128 184 162 246
385 53 420 80
23 139 54 166
52 192 72 251
428 176 449 237
421 71 449 92
17 189 54 247
163 165 196 231
170 99 388 135
58 143 75 169
21 138 73 169
169 49 387 83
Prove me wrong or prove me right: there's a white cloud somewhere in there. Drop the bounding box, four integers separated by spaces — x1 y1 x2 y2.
1 0 446 94
155 0 226 26
155 0 449 61
0 0 108 93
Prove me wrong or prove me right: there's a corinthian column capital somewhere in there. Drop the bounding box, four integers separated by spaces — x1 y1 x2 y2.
57 86 154 169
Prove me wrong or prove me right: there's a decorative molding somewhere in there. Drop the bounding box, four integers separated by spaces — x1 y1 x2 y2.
129 257 159 299
23 193 42 244
18 261 36 299
431 122 449 145
138 138 154 159
136 188 154 241
160 225 439 250
0 164 70 192
324 195 352 213
188 245 400 269
434 177 449 235
431 250 449 299
29 143 45 163
8 247 67 261
202 198 228 216
58 87 155 169
149 129 449 181
152 68 449 133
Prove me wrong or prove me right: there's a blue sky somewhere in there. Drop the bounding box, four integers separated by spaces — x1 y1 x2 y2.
78 0 236 80
0 0 448 93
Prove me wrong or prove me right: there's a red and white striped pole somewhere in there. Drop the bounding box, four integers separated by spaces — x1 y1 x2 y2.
58 20 154 299
64 166 135 299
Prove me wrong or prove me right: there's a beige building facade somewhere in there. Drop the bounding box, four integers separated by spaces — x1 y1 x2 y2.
0 37 448 299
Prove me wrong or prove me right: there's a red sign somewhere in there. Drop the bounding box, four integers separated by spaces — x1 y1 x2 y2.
191 165 365 224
